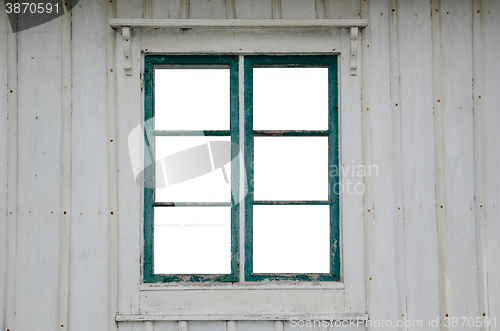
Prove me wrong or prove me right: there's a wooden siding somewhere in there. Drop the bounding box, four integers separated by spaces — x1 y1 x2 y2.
1 0 499 330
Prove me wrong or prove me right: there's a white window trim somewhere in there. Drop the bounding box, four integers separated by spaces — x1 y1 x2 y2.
114 25 367 322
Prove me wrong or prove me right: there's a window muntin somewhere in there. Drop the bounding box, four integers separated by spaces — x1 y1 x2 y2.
144 55 339 283
244 55 340 282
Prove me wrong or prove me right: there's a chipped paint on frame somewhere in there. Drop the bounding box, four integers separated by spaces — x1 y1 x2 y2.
143 55 240 283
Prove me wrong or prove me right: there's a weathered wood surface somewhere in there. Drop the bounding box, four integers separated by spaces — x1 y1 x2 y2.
0 8 9 331
483 0 500 325
398 0 442 326
440 0 480 328
1 0 499 330
15 13 62 331
69 1 110 330
365 0 402 327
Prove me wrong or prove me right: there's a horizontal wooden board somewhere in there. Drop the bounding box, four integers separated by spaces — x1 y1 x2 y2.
139 289 345 315
140 28 342 53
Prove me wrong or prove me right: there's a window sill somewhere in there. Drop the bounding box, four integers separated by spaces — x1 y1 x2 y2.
139 281 344 291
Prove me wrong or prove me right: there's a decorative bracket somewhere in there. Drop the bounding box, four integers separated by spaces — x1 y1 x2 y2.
350 27 358 76
123 27 132 76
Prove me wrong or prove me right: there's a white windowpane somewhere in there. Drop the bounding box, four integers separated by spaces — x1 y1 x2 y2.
154 68 230 130
155 136 232 202
154 207 231 274
253 205 330 273
253 137 328 201
253 68 328 130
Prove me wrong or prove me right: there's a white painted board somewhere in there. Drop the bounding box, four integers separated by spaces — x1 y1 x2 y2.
69 1 110 330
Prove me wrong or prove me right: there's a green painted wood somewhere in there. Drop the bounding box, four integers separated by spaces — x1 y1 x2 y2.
252 130 329 136
244 55 340 282
144 54 339 283
153 130 231 136
143 55 239 283
154 202 232 207
253 201 331 205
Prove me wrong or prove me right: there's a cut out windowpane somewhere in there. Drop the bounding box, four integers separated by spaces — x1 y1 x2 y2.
253 205 330 274
154 68 230 130
253 67 328 130
253 137 328 201
154 207 231 274
155 136 232 203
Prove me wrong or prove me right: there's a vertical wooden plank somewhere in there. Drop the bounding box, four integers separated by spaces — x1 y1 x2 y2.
315 0 326 19
144 0 152 18
70 1 110 331
389 0 408 326
440 0 480 328
0 8 10 331
117 0 144 18
473 0 491 328
226 0 236 19
4 9 17 331
339 27 365 314
179 321 189 331
15 13 62 331
234 0 272 19
482 0 500 326
360 0 374 324
227 321 237 331
181 0 189 18
272 0 281 19
431 0 452 327
280 0 316 19
117 30 141 316
366 0 403 328
152 0 181 19
398 0 441 326
324 0 360 19
58 1 73 331
108 0 120 329
189 0 228 19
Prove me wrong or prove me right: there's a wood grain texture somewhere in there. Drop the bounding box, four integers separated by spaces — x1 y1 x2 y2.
473 0 490 328
117 0 144 18
440 0 479 327
69 1 110 331
482 0 500 326
189 0 228 19
281 0 316 19
325 0 360 19
58 1 73 330
366 0 402 327
398 0 441 325
0 8 9 331
15 12 62 331
339 28 365 315
152 0 181 19
234 0 272 19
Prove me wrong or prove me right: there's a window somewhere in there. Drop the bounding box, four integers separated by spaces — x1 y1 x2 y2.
143 55 339 283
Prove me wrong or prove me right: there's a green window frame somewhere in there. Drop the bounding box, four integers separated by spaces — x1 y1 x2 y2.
143 54 339 283
143 55 240 283
244 55 340 282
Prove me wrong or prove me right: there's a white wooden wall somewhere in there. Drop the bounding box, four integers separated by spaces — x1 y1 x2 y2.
1 0 499 330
